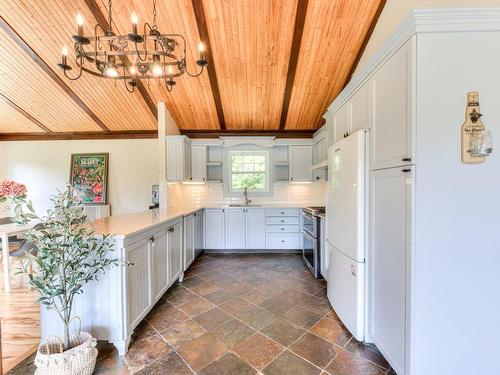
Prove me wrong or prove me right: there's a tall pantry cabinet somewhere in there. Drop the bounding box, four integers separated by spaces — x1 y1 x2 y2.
326 8 500 375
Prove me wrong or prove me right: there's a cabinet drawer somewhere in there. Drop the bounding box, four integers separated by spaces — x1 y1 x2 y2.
266 225 299 233
266 208 300 217
266 216 299 225
266 234 300 249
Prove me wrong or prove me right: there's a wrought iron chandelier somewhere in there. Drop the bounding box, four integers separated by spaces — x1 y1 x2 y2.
58 0 208 92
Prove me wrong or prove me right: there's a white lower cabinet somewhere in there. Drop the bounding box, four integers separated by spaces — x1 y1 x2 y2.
370 166 413 374
245 208 266 249
151 228 169 302
225 208 246 249
225 208 266 250
205 209 225 249
184 214 195 269
126 238 151 329
265 208 300 249
320 218 327 280
168 220 183 285
194 210 204 257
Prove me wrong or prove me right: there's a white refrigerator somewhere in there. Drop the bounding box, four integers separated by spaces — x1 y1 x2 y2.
326 129 368 342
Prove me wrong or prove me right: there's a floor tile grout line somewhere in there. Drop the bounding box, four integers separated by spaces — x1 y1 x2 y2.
128 254 385 374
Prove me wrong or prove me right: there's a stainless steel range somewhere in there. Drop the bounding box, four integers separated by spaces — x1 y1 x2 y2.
300 206 325 278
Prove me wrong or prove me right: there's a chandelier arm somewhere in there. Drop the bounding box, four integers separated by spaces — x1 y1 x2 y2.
94 23 106 51
185 65 204 78
64 56 84 80
133 40 147 62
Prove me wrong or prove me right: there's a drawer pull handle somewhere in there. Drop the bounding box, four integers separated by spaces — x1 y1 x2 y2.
281 220 284 223
281 240 285 243
402 168 411 173
281 228 285 230
402 157 412 162
281 212 285 214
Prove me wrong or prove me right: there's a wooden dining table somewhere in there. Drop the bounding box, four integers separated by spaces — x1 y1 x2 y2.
0 222 30 293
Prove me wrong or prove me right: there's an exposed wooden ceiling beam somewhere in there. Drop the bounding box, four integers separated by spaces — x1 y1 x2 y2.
344 0 387 87
84 0 158 121
191 0 227 130
279 0 309 131
180 129 314 138
0 16 111 132
0 94 52 132
0 130 157 141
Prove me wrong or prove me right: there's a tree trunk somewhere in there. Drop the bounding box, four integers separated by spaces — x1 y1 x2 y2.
63 321 70 351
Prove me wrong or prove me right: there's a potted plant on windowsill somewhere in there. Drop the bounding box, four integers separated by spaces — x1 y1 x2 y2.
2 182 116 375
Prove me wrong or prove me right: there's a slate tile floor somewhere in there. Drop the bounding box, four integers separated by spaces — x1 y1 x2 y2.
8 253 393 375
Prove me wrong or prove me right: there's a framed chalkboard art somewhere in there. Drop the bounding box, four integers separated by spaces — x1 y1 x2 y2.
70 153 109 205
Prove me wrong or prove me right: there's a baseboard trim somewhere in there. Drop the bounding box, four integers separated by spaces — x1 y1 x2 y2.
203 249 302 254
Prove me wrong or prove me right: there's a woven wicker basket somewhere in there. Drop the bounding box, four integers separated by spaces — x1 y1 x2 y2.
34 322 97 375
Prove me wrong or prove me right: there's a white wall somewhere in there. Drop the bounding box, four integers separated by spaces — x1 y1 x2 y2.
356 0 500 73
413 30 500 375
168 181 327 207
0 139 158 216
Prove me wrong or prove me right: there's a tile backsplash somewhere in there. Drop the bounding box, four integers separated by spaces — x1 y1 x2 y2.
167 181 327 207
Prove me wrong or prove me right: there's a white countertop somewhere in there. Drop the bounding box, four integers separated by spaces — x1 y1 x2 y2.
89 204 306 238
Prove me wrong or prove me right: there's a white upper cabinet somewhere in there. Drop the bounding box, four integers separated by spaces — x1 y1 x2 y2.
350 84 370 134
225 208 246 249
289 145 312 182
191 145 207 182
204 209 225 249
371 37 415 170
246 208 266 249
334 103 350 145
166 136 192 181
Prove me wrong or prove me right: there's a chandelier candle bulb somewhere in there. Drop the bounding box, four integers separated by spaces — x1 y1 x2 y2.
131 12 138 34
76 13 84 36
61 46 67 64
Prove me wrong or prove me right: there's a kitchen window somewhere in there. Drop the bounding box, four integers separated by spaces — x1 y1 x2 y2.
229 151 269 192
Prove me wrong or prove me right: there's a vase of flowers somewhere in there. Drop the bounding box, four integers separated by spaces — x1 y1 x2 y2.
2 181 116 375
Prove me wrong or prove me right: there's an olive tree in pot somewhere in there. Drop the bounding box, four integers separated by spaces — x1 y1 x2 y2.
1 182 116 375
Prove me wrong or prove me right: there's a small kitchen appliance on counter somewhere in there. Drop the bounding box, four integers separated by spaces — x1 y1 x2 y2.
300 206 325 278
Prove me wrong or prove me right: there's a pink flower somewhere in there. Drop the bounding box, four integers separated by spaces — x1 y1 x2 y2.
0 180 27 198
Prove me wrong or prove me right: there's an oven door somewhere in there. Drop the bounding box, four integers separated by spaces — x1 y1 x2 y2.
301 209 317 237
302 229 319 278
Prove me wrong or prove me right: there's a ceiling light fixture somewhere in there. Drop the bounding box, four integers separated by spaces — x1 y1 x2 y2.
58 0 208 93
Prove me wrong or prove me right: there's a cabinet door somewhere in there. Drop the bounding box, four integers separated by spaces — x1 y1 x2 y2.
289 145 312 182
371 39 414 170
168 221 183 285
184 214 195 269
183 140 192 181
334 103 350 144
204 209 225 249
350 84 370 134
246 208 266 249
151 229 169 302
126 238 151 329
320 219 328 280
370 166 412 374
191 145 207 182
225 209 246 249
194 210 204 257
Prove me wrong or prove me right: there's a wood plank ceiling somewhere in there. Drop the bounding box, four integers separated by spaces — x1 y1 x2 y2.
0 0 384 139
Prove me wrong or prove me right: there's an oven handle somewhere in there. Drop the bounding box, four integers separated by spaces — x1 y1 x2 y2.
301 229 316 241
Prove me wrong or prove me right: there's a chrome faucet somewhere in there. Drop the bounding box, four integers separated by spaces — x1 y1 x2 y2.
243 187 252 206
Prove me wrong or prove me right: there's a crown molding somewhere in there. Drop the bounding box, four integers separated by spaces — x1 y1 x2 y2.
328 7 500 113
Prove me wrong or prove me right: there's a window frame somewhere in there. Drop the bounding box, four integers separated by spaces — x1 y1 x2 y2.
228 150 270 192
